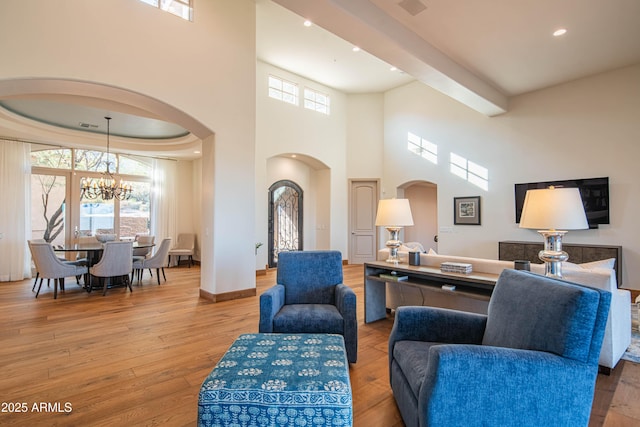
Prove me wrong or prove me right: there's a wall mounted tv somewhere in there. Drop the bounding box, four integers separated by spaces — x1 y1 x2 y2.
514 177 610 229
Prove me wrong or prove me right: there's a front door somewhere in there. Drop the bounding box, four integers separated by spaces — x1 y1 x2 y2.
268 180 303 268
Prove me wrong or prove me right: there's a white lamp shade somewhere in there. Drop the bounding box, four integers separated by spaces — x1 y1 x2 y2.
519 187 588 230
375 198 414 227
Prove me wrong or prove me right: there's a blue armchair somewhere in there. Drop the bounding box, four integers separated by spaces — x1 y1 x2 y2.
259 250 357 363
389 269 611 427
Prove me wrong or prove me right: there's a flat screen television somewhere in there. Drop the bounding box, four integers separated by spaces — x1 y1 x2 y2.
514 177 609 229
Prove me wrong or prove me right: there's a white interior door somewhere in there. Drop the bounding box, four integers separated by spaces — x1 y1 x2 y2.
349 180 378 264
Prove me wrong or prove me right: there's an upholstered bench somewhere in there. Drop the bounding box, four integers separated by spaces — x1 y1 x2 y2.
198 333 352 427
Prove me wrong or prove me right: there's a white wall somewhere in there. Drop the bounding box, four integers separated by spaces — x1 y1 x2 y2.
0 0 257 295
255 61 348 266
173 159 201 261
383 64 640 288
346 94 385 179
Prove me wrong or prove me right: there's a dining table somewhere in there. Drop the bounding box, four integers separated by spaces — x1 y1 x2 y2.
54 241 155 291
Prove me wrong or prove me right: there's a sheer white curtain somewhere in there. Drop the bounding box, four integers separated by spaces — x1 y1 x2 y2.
151 158 177 245
0 140 32 281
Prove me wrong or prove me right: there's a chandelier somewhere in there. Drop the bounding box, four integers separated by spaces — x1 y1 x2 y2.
80 116 133 201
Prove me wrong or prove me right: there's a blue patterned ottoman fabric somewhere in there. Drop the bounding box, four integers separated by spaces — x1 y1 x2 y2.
198 333 352 427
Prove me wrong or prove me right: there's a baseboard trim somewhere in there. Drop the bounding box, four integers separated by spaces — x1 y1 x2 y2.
199 287 256 303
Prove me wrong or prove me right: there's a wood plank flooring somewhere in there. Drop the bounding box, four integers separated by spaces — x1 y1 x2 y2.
0 265 638 426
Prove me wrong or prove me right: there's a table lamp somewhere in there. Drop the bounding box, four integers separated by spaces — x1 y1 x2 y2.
375 198 414 263
519 186 588 278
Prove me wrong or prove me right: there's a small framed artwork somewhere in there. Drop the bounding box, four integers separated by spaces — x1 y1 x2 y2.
454 196 481 225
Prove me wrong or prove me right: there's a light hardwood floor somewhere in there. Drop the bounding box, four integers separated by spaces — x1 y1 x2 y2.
0 265 638 426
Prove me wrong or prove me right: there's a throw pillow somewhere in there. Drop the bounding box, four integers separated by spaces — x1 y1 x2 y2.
565 258 616 270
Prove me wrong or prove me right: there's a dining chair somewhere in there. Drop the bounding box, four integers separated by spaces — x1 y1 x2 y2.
28 238 67 291
133 234 155 260
132 238 172 285
168 233 195 268
28 240 88 299
90 241 133 296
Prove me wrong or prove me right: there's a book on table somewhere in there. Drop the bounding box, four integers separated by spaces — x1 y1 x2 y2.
440 262 473 274
380 273 409 281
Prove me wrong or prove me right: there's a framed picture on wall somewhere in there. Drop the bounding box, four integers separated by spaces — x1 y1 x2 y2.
454 196 481 225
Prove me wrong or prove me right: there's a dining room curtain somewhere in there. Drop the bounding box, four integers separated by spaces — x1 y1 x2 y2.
150 158 177 245
0 140 32 281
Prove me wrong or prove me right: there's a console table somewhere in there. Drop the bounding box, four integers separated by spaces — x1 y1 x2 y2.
364 261 499 323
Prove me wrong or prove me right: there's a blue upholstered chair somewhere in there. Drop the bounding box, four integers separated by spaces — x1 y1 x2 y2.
389 269 611 427
259 250 357 363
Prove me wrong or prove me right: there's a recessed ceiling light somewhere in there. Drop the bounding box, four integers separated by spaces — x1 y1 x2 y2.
303 20 312 27
352 46 361 52
553 28 567 37
194 150 201 154
291 154 297 158
390 66 398 72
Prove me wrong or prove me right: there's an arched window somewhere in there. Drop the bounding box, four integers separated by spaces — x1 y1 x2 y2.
268 180 303 268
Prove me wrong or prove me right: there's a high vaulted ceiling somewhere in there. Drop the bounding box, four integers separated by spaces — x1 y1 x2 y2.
265 0 640 115
2 0 639 157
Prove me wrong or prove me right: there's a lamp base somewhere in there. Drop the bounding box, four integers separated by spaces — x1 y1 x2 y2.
384 227 403 264
537 230 569 279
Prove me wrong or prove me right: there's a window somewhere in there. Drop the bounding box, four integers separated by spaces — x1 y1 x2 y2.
268 75 299 106
30 148 153 244
74 149 116 172
31 148 72 169
304 88 330 115
407 132 437 164
138 0 193 21
119 154 152 176
450 153 489 191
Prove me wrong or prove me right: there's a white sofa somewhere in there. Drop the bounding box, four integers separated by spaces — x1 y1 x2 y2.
377 247 631 371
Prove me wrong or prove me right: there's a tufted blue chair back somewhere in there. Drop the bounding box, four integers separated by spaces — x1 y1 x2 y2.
277 250 343 305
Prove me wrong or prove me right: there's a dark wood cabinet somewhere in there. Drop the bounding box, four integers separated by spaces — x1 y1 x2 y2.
498 241 622 287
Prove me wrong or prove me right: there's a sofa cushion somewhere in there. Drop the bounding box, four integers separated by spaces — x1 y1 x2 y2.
393 340 440 398
273 304 344 334
482 269 601 363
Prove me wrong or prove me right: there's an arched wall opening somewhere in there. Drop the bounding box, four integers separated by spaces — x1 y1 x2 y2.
0 78 211 157
399 180 438 253
264 154 331 263
0 77 215 285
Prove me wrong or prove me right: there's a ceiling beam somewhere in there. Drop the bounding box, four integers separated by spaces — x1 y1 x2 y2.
272 0 508 116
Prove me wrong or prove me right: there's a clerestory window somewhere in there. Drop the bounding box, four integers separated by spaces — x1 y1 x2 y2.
268 75 299 106
304 88 330 115
138 0 193 21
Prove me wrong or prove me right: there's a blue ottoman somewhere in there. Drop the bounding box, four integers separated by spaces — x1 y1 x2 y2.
198 333 352 426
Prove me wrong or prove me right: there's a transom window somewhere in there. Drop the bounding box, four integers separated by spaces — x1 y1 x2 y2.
268 75 299 106
138 0 193 21
304 88 330 115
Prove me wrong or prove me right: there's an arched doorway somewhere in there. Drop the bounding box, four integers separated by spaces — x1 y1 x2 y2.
268 180 303 268
402 181 439 252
